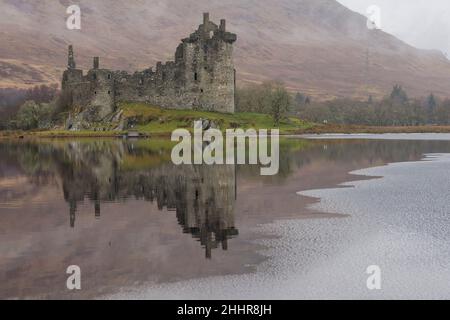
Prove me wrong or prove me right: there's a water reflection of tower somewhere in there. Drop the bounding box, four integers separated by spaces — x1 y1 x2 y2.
69 200 76 228
176 165 238 259
150 164 238 259
57 141 238 258
63 166 113 227
59 141 123 227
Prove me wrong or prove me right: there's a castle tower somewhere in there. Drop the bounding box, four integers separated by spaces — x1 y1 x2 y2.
220 19 226 32
199 14 236 113
68 45 76 70
93 57 99 70
178 13 237 113
62 45 83 93
203 12 209 25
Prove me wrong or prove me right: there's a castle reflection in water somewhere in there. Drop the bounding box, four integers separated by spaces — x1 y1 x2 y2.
4 140 238 259
2 138 442 260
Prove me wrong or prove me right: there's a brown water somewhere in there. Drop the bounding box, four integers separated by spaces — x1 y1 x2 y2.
1 137 450 299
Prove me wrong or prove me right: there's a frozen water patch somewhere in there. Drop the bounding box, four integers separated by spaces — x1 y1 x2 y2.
105 154 450 299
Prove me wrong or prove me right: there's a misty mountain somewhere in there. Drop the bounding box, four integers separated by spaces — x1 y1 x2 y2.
1 0 450 99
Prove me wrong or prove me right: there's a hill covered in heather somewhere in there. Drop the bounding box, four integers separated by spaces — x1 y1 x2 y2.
1 0 450 100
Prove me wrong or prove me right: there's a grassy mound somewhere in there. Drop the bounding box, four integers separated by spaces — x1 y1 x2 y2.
120 102 314 134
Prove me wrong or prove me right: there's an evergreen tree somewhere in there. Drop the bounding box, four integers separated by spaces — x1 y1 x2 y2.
390 84 408 104
426 93 437 124
270 83 291 126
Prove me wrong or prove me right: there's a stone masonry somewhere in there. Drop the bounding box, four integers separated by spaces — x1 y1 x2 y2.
61 13 237 125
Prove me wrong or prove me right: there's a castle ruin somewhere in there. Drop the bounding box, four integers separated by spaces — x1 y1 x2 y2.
61 13 237 125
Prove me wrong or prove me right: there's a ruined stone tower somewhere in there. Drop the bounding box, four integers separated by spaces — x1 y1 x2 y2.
61 13 237 124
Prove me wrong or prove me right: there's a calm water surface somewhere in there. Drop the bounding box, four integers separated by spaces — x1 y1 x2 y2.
1 136 449 299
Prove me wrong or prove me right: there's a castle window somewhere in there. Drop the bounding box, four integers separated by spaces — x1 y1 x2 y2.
194 72 198 81
108 74 111 79
93 73 97 80
108 90 111 95
200 89 204 93
94 91 97 95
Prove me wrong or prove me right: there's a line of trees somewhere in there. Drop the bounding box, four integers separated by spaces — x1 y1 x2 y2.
294 86 450 126
0 84 60 130
236 81 291 125
237 82 450 126
3 81 450 130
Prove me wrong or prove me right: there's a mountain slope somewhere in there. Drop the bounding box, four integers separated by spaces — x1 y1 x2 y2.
1 0 450 100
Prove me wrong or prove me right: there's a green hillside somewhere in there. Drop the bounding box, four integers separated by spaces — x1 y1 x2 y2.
120 102 314 135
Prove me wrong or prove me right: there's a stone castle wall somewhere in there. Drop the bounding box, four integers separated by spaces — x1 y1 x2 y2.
61 13 237 123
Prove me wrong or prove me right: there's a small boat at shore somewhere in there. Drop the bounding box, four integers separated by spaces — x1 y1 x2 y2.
125 131 149 139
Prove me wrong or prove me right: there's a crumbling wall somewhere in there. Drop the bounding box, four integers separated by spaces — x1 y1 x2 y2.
61 13 237 129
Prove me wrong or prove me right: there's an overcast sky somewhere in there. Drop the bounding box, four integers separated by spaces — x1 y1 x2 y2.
337 0 450 57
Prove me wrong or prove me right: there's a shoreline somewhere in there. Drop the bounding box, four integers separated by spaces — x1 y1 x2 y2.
104 149 416 299
101 155 409 299
2 136 448 298
105 152 450 300
4 124 450 139
300 124 450 134
0 137 384 299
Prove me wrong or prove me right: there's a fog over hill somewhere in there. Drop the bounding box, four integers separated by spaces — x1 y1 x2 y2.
338 0 450 57
1 0 450 100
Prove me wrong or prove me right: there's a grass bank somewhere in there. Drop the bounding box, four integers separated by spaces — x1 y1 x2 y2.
120 102 314 134
300 124 450 134
4 102 450 138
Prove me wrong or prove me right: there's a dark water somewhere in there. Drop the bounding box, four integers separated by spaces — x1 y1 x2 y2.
1 137 450 299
